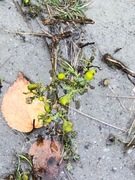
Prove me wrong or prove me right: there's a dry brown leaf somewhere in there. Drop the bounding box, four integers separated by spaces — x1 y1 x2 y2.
1 72 45 132
29 138 62 179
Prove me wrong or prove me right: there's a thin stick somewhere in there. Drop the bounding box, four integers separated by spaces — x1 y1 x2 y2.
68 106 127 133
44 18 95 25
126 134 135 147
46 3 52 19
35 18 52 36
128 119 135 135
4 29 52 38
108 84 128 113
104 95 135 99
64 168 74 180
51 37 56 75
79 1 93 9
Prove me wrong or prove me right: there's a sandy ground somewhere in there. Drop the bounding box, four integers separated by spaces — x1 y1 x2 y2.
0 0 135 179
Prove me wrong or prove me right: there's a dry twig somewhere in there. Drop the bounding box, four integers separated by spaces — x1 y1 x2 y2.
68 106 127 133
104 95 135 99
44 18 95 25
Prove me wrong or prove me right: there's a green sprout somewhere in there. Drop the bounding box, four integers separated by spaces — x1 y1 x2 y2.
66 163 73 171
18 154 32 167
69 1 85 18
46 0 88 20
72 154 80 161
14 154 32 180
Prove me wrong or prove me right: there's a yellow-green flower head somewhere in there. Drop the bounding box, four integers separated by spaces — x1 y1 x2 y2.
38 96 44 101
45 117 52 123
85 69 96 81
63 120 73 133
27 83 38 91
44 102 51 113
22 174 29 180
22 0 30 5
58 73 66 80
59 94 71 106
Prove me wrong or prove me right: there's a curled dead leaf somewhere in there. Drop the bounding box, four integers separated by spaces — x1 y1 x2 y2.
29 138 62 179
1 72 45 132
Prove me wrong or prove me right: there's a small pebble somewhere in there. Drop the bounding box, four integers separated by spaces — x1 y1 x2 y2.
112 167 117 172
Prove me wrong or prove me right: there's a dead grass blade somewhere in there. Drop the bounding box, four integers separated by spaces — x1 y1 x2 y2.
68 106 127 133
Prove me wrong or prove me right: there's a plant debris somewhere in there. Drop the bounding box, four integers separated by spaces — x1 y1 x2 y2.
29 138 62 179
1 72 45 132
44 17 95 25
103 53 135 85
